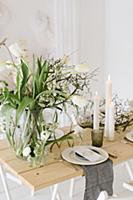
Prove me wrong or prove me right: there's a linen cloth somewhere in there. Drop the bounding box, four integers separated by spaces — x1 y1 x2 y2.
82 158 113 200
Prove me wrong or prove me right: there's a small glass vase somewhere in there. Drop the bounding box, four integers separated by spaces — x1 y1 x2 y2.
91 129 104 147
77 113 93 129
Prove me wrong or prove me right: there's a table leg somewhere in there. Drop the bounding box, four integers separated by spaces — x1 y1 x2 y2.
50 184 62 200
69 178 74 198
31 189 35 197
0 164 12 200
125 161 133 179
55 192 61 200
51 184 60 200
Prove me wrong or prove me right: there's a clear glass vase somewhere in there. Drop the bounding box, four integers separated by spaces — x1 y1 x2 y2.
4 108 48 167
77 112 93 129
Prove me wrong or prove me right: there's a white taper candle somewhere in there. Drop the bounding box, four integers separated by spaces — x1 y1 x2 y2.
104 75 112 137
108 102 115 141
93 91 100 130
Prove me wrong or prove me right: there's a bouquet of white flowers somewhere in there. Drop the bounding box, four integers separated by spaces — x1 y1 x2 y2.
0 38 96 166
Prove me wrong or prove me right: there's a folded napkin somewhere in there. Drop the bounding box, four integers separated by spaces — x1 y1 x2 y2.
75 148 103 162
82 159 113 200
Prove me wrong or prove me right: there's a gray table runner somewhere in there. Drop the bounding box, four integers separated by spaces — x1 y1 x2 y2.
82 159 113 200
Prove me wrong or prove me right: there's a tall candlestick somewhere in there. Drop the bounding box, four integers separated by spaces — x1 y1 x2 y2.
93 91 100 130
108 102 115 141
104 75 112 137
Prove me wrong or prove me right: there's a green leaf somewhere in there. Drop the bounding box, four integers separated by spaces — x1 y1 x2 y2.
38 61 48 92
16 60 29 100
16 68 22 100
16 96 34 124
3 88 9 101
20 60 29 94
9 93 20 108
32 59 41 97
37 57 42 74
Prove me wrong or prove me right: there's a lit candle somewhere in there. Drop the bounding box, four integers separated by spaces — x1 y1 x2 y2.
93 91 100 130
104 75 112 137
108 102 115 141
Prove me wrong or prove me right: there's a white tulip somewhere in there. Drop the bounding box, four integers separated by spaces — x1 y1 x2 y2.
22 146 31 157
9 43 23 58
72 95 88 108
0 64 16 89
75 64 90 73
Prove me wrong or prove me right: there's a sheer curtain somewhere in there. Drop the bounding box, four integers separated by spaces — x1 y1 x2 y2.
54 0 80 64
53 0 105 127
54 0 80 127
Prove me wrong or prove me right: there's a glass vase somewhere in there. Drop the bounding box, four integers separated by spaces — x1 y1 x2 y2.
4 108 48 166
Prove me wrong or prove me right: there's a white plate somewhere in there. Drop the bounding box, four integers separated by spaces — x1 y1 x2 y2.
125 130 133 142
48 129 64 141
62 145 109 165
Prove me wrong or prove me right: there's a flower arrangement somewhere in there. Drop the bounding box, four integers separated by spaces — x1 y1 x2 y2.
75 94 133 132
0 39 96 166
109 96 133 132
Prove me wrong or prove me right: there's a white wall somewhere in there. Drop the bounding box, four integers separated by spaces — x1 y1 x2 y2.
0 0 55 57
0 0 105 94
105 0 133 99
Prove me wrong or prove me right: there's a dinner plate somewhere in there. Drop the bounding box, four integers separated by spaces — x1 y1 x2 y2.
125 130 133 142
62 145 109 165
48 129 64 141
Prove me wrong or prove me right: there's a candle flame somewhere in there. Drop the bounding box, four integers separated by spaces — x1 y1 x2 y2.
95 91 98 96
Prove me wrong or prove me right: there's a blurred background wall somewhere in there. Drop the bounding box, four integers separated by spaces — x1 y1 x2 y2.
0 0 105 95
0 0 133 125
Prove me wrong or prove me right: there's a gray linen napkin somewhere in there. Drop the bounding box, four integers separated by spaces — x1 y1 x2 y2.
82 159 113 200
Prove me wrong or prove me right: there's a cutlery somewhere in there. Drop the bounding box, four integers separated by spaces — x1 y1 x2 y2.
89 148 100 155
91 148 117 159
89 148 118 159
108 152 118 159
75 152 91 161
123 137 133 144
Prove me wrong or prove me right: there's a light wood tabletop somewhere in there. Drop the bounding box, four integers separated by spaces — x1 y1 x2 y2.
0 128 133 192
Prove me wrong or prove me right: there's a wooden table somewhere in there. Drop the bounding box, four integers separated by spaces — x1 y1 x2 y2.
0 128 133 200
